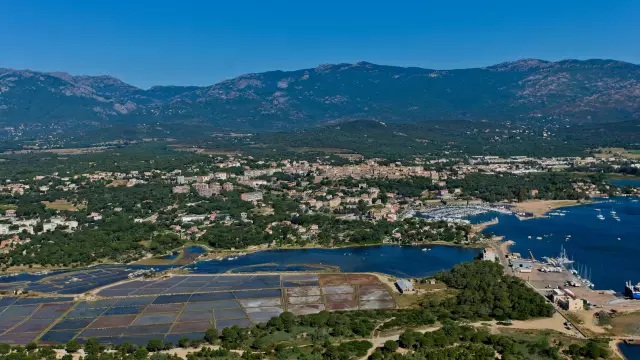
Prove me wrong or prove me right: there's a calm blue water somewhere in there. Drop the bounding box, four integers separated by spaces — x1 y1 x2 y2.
610 179 640 187
620 343 640 360
467 212 501 224
163 252 180 260
186 245 480 278
161 245 207 260
483 197 640 292
0 270 68 283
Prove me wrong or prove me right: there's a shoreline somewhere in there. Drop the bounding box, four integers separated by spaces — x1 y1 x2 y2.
186 239 487 261
510 199 591 220
0 241 485 277
198 240 486 260
607 174 640 181
611 340 627 360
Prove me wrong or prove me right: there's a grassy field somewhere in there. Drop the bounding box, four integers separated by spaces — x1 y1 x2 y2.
1 147 111 155
42 199 85 211
390 282 455 309
170 146 241 156
290 147 354 154
595 147 640 159
607 311 640 337
498 328 595 360
607 173 640 180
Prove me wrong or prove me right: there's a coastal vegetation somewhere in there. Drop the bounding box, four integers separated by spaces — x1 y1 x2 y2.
0 261 611 359
433 261 555 320
0 169 477 267
446 172 600 202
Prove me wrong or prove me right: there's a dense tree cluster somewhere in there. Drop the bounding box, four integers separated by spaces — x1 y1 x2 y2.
0 323 610 360
434 260 555 320
370 323 609 360
447 172 593 202
4 218 184 267
0 144 218 181
318 177 438 198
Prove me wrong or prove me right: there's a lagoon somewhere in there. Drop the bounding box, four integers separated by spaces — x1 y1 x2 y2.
187 245 480 278
0 245 480 293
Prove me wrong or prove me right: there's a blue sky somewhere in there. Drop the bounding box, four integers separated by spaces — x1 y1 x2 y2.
1 0 638 88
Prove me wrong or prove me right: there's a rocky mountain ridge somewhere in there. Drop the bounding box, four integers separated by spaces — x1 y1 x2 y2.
0 59 639 130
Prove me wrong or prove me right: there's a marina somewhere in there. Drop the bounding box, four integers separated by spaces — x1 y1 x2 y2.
418 204 512 223
483 197 640 292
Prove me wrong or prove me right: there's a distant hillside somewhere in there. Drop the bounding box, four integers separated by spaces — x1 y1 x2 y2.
241 119 640 158
1 59 639 130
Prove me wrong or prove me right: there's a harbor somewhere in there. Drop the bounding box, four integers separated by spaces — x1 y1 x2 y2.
417 204 512 223
490 240 640 356
484 197 640 355
483 197 640 292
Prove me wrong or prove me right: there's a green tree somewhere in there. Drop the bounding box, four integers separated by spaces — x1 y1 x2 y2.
65 340 80 353
204 328 219 344
383 340 398 353
85 338 101 356
178 338 190 348
280 312 296 332
399 331 417 349
150 354 170 360
134 347 149 360
147 339 164 352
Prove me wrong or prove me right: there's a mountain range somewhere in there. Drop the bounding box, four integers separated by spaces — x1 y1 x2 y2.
1 59 639 130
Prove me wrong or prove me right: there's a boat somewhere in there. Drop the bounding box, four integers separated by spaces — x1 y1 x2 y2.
421 248 431 252
548 212 565 216
527 236 532 239
597 214 605 220
555 246 574 265
536 236 543 240
625 281 640 299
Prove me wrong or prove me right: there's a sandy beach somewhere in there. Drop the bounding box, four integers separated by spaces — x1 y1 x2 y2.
511 200 587 219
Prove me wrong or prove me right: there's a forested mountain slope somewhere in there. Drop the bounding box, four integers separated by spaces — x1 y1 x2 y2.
1 59 639 130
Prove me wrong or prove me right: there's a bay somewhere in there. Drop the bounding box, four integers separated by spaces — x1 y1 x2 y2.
483 197 640 292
